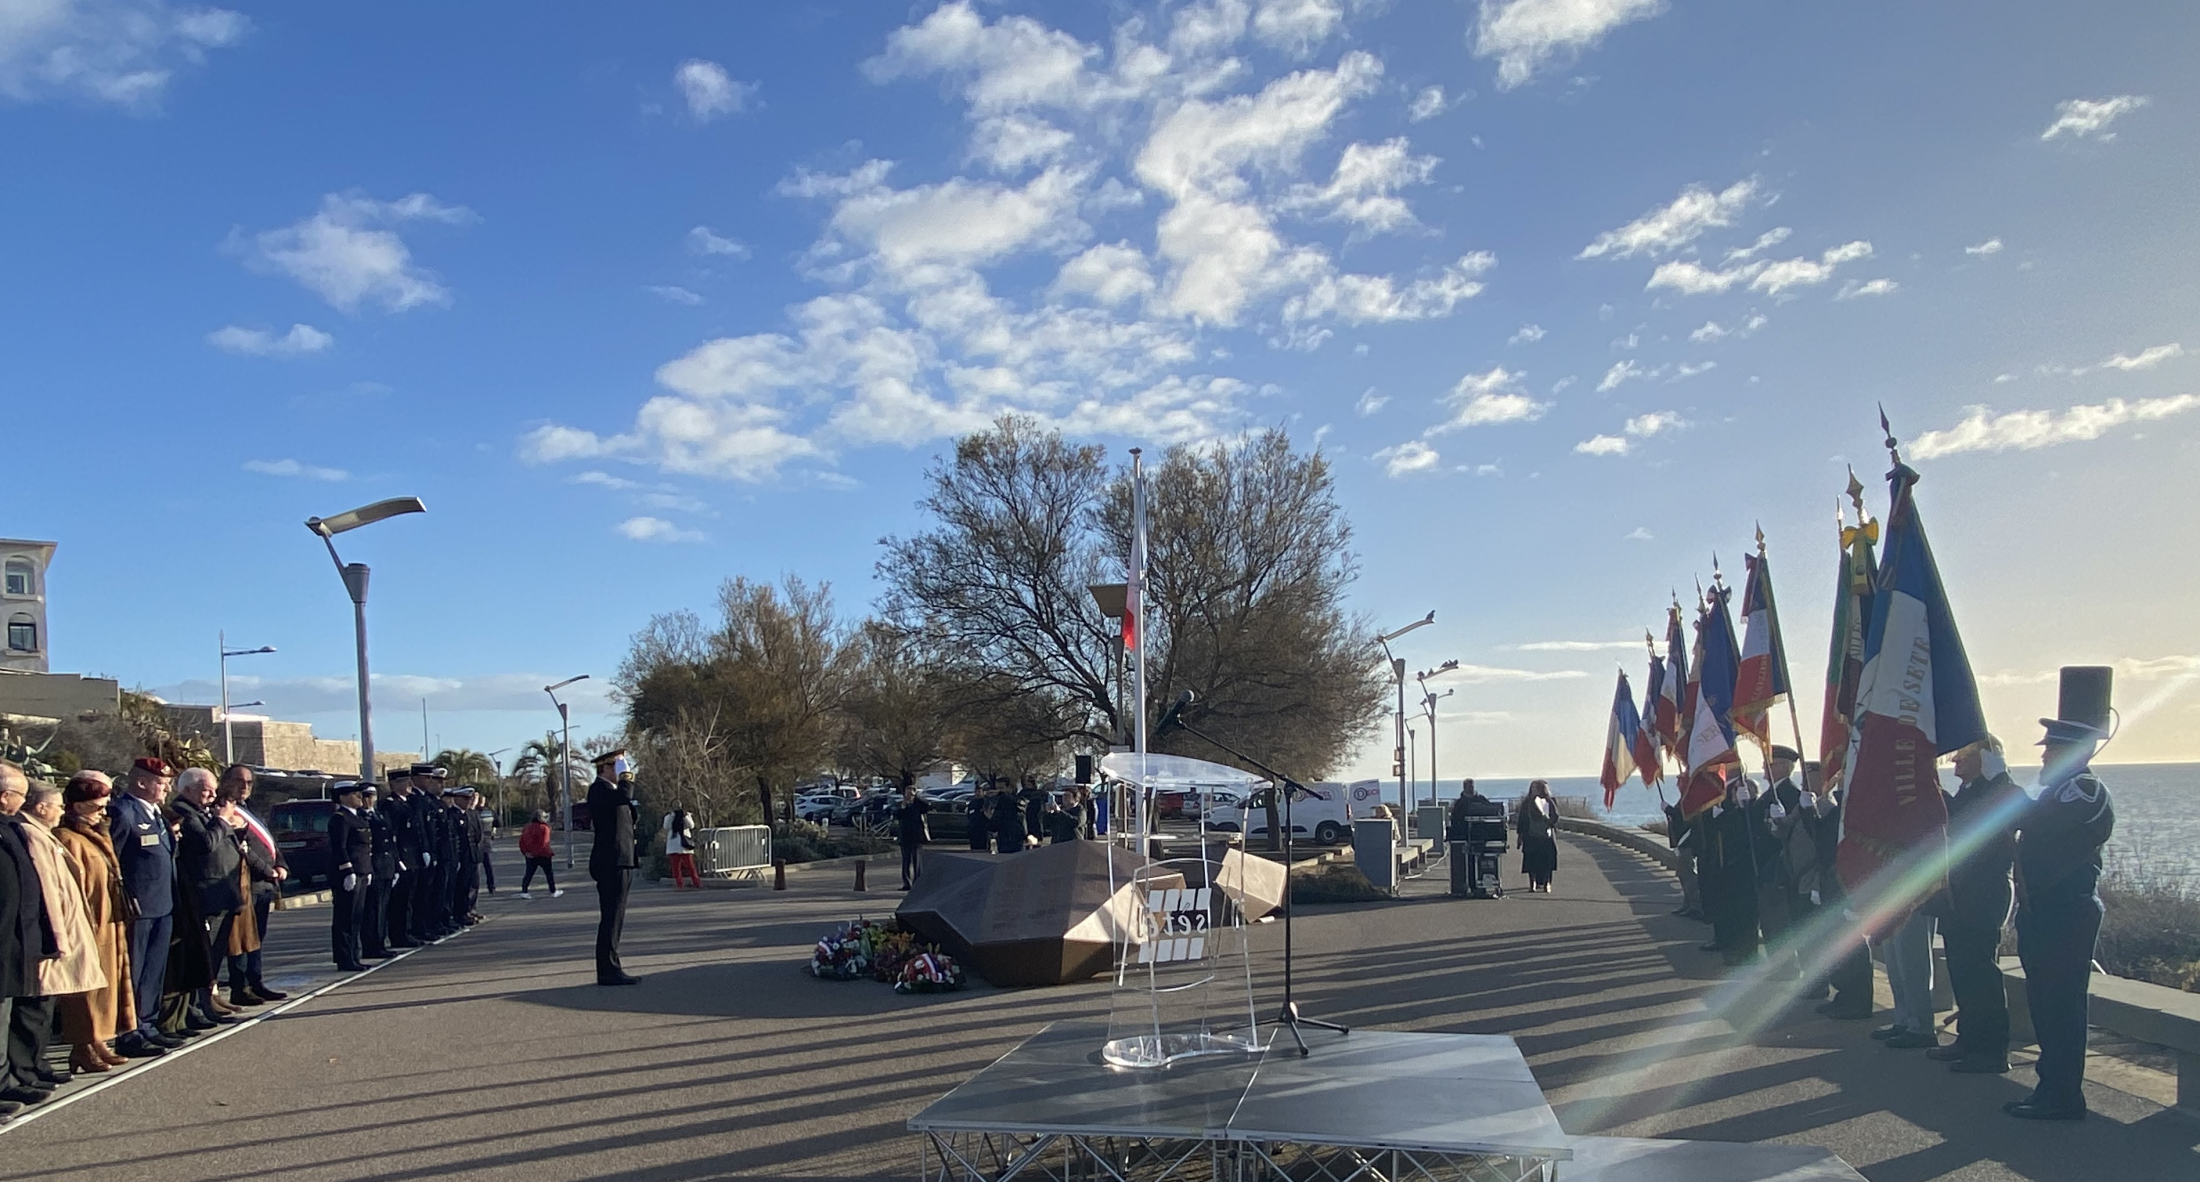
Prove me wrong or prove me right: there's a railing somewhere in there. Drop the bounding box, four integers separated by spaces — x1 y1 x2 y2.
695 825 772 883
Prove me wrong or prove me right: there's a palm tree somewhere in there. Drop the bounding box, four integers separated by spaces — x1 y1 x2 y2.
515 731 575 817
432 747 499 786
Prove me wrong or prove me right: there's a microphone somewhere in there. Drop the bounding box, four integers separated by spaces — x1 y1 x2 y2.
1156 689 1196 735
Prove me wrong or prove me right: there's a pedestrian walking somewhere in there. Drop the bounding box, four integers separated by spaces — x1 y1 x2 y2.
2005 710 2115 1121
108 758 178 1057
1515 780 1559 892
517 812 560 898
663 804 701 889
586 751 640 986
327 781 372 972
894 780 929 890
1932 737 2020 1074
54 772 137 1071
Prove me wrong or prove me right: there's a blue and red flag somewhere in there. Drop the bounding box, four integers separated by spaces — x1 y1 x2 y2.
1731 549 1793 748
1679 579 1742 816
1601 671 1642 808
1836 458 1986 891
1655 603 1687 757
1635 642 1665 785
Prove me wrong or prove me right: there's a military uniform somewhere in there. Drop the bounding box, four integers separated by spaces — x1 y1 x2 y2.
380 779 424 948
1939 765 2021 1067
327 788 374 972
1705 784 1762 965
409 776 448 939
587 755 640 985
361 793 398 958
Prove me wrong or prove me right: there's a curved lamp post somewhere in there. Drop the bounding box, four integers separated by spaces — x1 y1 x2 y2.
305 497 426 782
545 675 589 869
1375 612 1434 815
1416 660 1462 808
218 632 276 765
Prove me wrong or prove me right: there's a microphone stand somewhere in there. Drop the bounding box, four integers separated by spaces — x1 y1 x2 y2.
1169 716 1348 1056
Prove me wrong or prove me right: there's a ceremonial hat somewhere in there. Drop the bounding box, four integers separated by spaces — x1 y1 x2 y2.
1770 745 1801 762
131 757 174 778
2037 718 2108 745
332 779 369 798
590 747 627 767
2038 665 2113 746
386 766 412 780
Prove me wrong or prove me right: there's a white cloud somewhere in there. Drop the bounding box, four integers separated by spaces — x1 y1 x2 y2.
1251 0 1362 56
1447 663 1590 683
674 59 756 121
1509 323 1544 345
1623 410 1683 436
1051 241 1156 307
1910 394 2200 459
617 515 706 543
242 458 347 482
207 323 333 357
244 192 473 313
1672 360 1715 379
1511 639 1643 652
0 0 246 109
575 471 640 491
1965 237 2004 256
646 285 704 305
1281 137 1438 235
1611 331 1638 350
1374 439 1440 477
2098 343 2183 372
1407 84 1451 122
1574 433 1629 456
154 671 615 716
1689 314 1764 343
969 113 1076 172
686 225 749 258
1652 240 1870 298
1579 177 1759 260
1836 277 1898 300
1430 366 1546 432
1647 258 1756 295
1724 226 1791 262
2041 95 2148 142
1354 388 1388 416
1625 526 1653 541
1473 0 1667 89
1595 359 1641 392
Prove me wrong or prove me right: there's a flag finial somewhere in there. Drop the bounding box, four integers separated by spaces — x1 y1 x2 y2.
1878 405 1902 464
1754 522 1767 554
1845 465 1865 512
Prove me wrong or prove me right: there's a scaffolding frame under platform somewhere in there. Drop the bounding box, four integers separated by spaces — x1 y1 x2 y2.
908 1022 1570 1182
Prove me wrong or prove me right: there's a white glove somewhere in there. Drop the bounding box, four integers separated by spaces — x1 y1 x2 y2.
343 873 358 892
423 853 432 867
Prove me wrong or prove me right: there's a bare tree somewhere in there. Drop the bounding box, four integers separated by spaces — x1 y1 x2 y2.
836 622 954 785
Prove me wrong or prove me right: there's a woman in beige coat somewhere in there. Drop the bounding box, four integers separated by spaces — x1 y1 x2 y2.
51 774 134 1071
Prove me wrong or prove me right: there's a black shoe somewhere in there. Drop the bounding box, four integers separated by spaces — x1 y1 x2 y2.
250 984 288 1001
1884 1030 1939 1049
1698 941 1722 953
0 1099 20 1118
597 972 641 986
228 989 266 1007
1925 1044 1969 1062
1950 1055 2011 1074
1870 1023 1906 1041
2004 1100 2085 1120
151 1033 188 1049
337 962 369 972
389 940 421 949
185 1015 220 1032
0 1086 50 1105
34 1068 70 1087
116 1039 167 1059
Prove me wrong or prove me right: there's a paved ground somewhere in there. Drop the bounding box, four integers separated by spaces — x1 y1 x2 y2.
4 837 2196 1181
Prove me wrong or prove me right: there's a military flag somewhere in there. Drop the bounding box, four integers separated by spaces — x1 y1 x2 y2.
1836 440 1987 891
1680 578 1743 816
1635 640 1666 785
1731 545 1794 749
1655 603 1687 756
1601 671 1643 808
1819 478 1878 791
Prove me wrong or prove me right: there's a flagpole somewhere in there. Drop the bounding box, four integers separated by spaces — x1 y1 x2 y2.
1755 526 1814 773
1130 447 1149 850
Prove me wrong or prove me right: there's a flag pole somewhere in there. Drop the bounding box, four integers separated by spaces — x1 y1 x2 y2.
1756 525 1813 774
1130 447 1149 851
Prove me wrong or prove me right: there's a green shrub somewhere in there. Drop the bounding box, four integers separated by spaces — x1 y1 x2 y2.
2097 868 2200 993
772 819 893 864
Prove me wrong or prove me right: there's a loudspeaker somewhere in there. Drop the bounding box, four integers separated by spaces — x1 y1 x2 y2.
2057 666 2113 731
1075 754 1094 785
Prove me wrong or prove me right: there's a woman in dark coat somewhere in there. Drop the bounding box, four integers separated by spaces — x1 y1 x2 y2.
1516 780 1560 892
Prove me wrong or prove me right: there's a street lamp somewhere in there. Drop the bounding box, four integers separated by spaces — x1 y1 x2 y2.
1088 583 1128 745
1375 612 1434 816
1405 726 1416 801
486 747 511 827
218 631 276 765
305 496 426 781
545 675 589 870
1416 661 1463 808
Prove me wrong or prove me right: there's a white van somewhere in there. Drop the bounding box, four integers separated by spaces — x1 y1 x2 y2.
1203 779 1385 845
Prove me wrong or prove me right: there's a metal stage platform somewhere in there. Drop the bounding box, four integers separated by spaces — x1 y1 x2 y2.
907 1023 1864 1182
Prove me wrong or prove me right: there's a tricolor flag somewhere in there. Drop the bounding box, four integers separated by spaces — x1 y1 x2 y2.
1635 644 1666 785
1819 501 1878 791
1128 452 1150 759
1601 671 1642 809
1655 604 1687 756
1836 457 1987 891
1679 579 1743 816
1730 549 1793 748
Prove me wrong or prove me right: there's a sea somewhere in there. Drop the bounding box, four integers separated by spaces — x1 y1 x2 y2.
1395 762 2200 884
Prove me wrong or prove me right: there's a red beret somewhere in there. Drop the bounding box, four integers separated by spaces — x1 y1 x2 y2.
132 757 175 778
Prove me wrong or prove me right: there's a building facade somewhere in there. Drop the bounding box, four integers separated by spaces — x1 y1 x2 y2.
1 539 56 674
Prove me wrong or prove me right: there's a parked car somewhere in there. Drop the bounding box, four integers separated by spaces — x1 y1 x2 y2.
1204 780 1380 845
795 794 840 823
270 799 335 889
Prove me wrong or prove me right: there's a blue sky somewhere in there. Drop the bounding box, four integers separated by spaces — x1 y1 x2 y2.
6 0 2196 778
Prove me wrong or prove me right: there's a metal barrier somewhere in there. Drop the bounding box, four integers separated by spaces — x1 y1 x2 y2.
695 825 772 884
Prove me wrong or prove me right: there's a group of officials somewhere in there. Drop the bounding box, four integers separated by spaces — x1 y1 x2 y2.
1664 705 2117 1121
325 763 494 973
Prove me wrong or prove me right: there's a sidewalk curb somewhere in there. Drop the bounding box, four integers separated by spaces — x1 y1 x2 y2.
0 916 490 1135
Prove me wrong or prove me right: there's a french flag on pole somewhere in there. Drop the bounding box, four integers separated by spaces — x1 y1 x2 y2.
1654 606 1686 757
1836 455 1987 891
1601 671 1642 808
1635 646 1665 785
1679 580 1742 816
1730 550 1790 748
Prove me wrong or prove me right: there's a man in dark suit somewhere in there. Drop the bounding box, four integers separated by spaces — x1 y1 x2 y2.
1933 738 2022 1074
109 758 180 1056
410 765 451 940
0 762 59 1109
587 750 639 985
361 786 399 959
327 781 374 972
